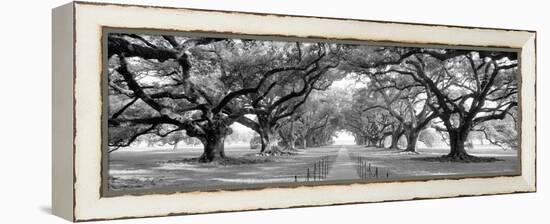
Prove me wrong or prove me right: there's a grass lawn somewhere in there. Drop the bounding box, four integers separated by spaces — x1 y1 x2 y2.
109 144 518 191
109 145 340 191
348 145 518 178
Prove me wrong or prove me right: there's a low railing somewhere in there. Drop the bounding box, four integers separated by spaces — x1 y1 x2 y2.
292 156 330 182
357 156 390 179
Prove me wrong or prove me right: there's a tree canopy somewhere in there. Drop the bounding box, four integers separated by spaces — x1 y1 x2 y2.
107 33 519 162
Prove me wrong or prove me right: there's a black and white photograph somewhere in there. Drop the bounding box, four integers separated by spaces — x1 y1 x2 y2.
105 30 520 193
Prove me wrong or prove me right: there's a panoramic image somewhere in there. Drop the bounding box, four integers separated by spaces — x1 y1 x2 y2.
106 31 519 192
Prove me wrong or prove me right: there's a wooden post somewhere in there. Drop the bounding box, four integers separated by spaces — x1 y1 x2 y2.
307 168 310 182
386 172 389 178
324 159 327 178
325 159 328 177
318 161 321 180
365 162 367 178
316 161 319 180
313 164 317 181
320 160 323 179
363 161 366 179
295 175 298 182
375 167 378 178
326 158 328 176
322 159 325 178
359 161 362 179
324 159 326 178
360 161 362 179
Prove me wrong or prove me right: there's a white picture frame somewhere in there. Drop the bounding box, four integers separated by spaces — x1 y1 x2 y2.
52 1 536 221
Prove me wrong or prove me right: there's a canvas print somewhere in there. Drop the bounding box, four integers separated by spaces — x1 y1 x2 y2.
105 31 519 193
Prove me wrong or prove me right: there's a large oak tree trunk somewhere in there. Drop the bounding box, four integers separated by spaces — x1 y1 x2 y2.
302 139 307 149
260 130 281 154
199 134 226 162
288 138 296 151
301 132 310 149
446 129 471 159
358 136 366 146
390 132 401 150
404 131 419 152
257 116 282 155
287 121 296 151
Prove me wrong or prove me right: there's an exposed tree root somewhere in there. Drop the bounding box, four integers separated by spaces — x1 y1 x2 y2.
393 150 420 155
411 154 501 163
255 150 297 157
163 156 273 166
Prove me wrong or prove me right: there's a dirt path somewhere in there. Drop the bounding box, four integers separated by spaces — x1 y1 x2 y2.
325 147 359 181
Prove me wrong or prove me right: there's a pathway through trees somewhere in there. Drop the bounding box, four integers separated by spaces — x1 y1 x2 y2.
325 147 359 180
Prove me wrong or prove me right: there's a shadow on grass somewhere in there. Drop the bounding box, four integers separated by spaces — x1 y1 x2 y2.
163 156 274 166
410 156 502 163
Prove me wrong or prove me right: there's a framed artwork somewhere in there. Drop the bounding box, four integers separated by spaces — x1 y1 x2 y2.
52 1 536 222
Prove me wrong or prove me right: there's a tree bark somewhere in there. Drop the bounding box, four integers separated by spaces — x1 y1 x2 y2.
300 133 309 149
198 133 226 162
446 129 471 159
256 115 281 154
287 120 296 151
404 131 419 152
357 136 366 146
287 138 296 151
390 131 402 150
259 127 282 155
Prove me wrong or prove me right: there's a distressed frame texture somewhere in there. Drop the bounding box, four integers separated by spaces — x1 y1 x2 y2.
52 1 536 222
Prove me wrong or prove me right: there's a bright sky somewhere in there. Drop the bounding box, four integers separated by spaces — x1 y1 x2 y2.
332 131 356 145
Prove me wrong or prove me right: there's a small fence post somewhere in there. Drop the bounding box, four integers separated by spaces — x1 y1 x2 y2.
326 157 329 176
320 160 323 179
307 168 310 182
360 161 363 179
313 164 317 181
324 159 327 178
317 161 320 180
325 159 327 178
318 161 321 180
295 175 298 182
324 159 326 178
322 159 325 178
375 167 378 178
362 161 365 179
359 163 365 179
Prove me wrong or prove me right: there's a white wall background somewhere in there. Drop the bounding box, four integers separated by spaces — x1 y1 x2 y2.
0 0 546 223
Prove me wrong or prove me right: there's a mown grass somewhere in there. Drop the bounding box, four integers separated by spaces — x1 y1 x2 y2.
108 145 518 191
